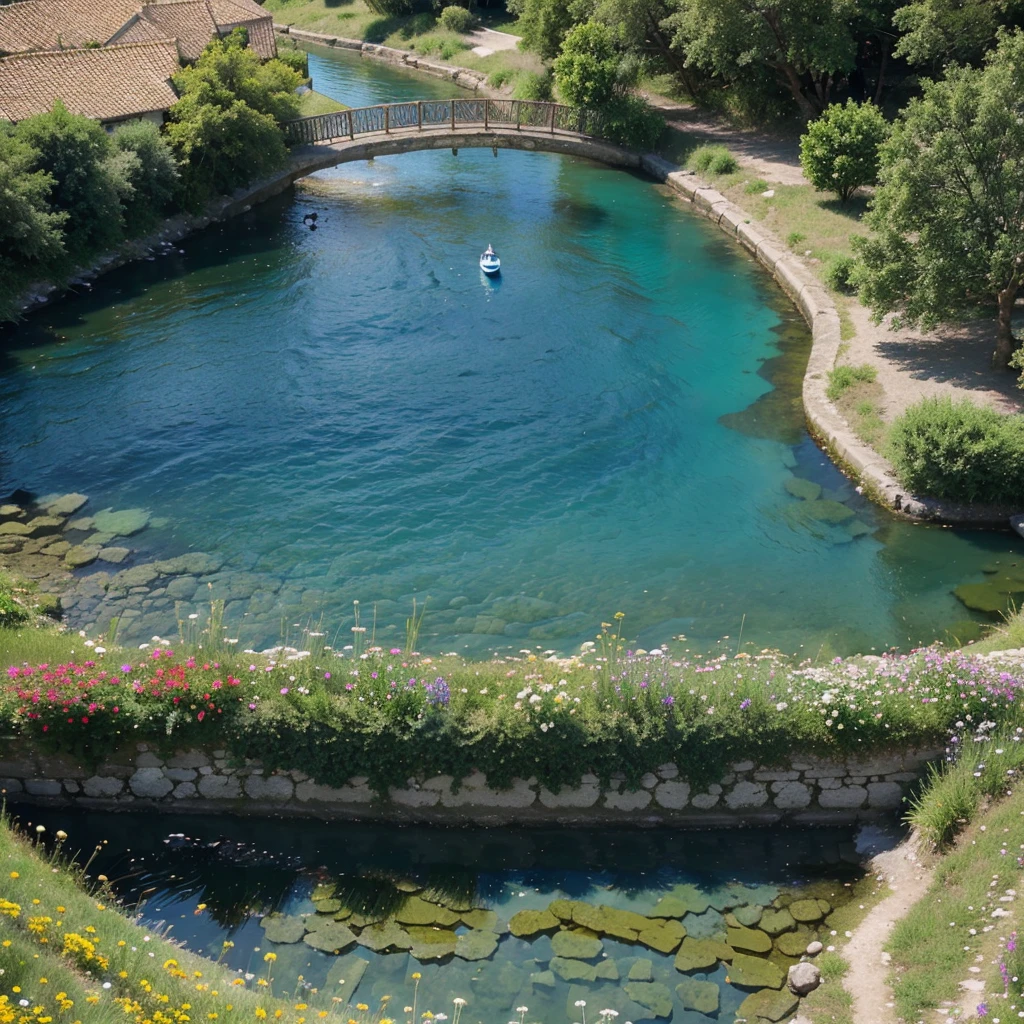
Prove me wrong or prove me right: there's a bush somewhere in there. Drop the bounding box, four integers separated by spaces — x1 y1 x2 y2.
364 0 417 13
598 94 665 150
886 396 1024 504
487 67 515 88
799 99 888 202
553 20 620 108
109 120 179 234
275 46 309 80
826 362 877 400
744 177 769 193
438 5 474 32
689 143 737 175
824 253 859 293
512 70 553 100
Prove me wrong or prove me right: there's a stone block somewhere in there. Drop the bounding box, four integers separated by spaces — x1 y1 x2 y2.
801 769 847 779
0 779 24 794
691 793 720 809
848 776 867 785
197 774 241 799
732 760 756 772
654 780 691 810
37 754 88 779
605 788 652 811
136 752 165 768
867 782 904 809
443 777 535 808
96 761 135 778
164 768 197 783
656 763 679 779
63 779 80 794
421 775 454 791
818 785 867 809
244 774 294 801
724 781 768 809
173 782 197 799
886 772 919 783
755 770 800 782
25 778 62 796
818 778 841 789
389 787 439 807
640 772 659 789
83 775 124 797
129 768 174 798
295 780 374 804
772 781 812 809
539 784 600 809
166 750 211 769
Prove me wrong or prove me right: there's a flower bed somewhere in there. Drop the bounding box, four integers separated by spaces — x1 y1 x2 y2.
2 636 1023 794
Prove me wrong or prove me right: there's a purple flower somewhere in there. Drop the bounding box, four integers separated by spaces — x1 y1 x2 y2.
390 648 402 655
1008 931 1017 953
977 1002 988 1017
280 687 289 695
740 699 751 710
121 664 132 674
424 676 450 707
324 672 331 680
662 695 675 707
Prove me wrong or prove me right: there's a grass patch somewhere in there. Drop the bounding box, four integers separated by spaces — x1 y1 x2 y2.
295 88 348 115
826 363 878 401
688 143 738 175
744 177 769 194
888 785 1024 1020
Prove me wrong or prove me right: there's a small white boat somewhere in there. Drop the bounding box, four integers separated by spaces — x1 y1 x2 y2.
480 245 501 275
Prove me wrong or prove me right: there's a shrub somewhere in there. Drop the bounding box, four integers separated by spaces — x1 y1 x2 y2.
487 67 515 88
0 575 28 628
799 99 888 202
598 94 665 151
364 0 416 13
438 5 474 32
689 143 737 175
826 362 877 400
109 120 180 234
438 38 469 59
824 253 859 293
744 177 769 194
512 70 553 101
553 20 620 108
274 46 309 80
886 396 1024 504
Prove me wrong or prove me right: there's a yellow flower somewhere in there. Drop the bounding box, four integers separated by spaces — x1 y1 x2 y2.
318 1014 328 1019
263 954 277 963
254 1010 266 1021
38 979 47 985
1 940 10 947
9 871 19 878
56 907 65 914
256 981 268 989
411 974 421 982
294 1006 307 1012
12 988 21 994
356 1006 368 1013
231 980 245 988
207 1014 218 1019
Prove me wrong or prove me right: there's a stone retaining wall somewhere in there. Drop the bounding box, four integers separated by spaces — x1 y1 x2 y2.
0 743 941 826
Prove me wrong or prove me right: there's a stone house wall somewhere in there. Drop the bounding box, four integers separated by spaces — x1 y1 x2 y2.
0 743 941 826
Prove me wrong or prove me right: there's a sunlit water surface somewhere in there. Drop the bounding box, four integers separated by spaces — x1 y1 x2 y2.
0 45 1020 655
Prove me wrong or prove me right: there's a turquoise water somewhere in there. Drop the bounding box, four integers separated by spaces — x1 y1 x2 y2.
0 45 1021 655
26 808 878 1024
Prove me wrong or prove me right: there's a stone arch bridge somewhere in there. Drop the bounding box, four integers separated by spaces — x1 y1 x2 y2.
282 98 643 174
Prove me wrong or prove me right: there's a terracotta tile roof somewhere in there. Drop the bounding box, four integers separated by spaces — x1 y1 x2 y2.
112 0 219 61
207 0 276 58
0 38 180 121
0 0 142 52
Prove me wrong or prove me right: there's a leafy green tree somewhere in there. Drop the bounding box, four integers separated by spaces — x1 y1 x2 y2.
799 99 888 201
14 100 122 255
553 20 622 107
854 30 1024 370
893 0 1024 67
109 120 180 234
172 29 303 123
0 124 66 276
663 0 866 119
508 0 594 59
364 0 417 12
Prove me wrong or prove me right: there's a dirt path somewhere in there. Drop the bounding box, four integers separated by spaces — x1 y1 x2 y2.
467 27 520 57
841 834 935 1024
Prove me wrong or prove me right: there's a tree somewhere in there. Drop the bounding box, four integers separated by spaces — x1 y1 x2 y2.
109 120 180 234
14 100 123 255
799 99 888 201
507 0 594 59
662 0 867 119
553 20 622 107
893 0 1024 68
0 124 66 276
854 30 1024 370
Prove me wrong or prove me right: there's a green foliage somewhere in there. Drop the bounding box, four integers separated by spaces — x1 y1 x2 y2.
893 0 1024 67
826 362 877 400
274 45 310 79
744 177 769 193
109 121 180 235
786 231 805 247
487 67 515 87
364 0 418 13
0 123 66 287
508 0 592 60
855 31 1024 370
598 94 665 150
14 101 123 257
663 0 867 119
438 4 474 31
511 70 553 100
689 143 737 175
886 396 1024 504
0 574 28 628
799 99 888 202
824 253 859 293
554 20 621 108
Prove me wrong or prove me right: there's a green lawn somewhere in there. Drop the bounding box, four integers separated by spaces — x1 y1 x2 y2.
296 87 348 114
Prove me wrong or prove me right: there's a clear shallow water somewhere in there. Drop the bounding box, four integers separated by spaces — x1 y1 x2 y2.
24 809 881 1024
0 46 1022 655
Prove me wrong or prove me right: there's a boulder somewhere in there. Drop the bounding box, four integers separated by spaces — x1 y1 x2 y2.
788 961 822 995
736 988 799 1022
128 767 173 798
622 982 673 1018
675 979 719 1016
806 940 824 955
727 951 785 989
508 908 559 938
550 929 602 959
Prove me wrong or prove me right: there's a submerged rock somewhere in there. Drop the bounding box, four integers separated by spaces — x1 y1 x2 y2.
628 958 653 981
460 909 497 931
759 908 796 935
550 929 602 959
93 508 151 537
395 896 460 927
637 919 686 954
727 951 785 989
65 545 100 569
789 898 830 923
675 978 719 1016
673 937 731 973
405 925 457 960
622 982 673 1018
508 909 559 938
66 516 95 531
98 547 131 565
650 884 710 918
550 956 596 983
727 925 772 954
260 914 305 944
454 929 499 961
326 955 369 1003
26 516 65 536
0 522 32 536
776 930 813 957
355 921 412 953
302 921 357 954
784 477 822 501
44 493 88 516
736 988 799 1022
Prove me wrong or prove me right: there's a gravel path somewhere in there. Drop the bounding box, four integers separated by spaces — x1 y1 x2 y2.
467 27 520 57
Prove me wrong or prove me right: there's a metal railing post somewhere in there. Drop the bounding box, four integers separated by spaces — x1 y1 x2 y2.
451 101 456 131
384 105 390 134
484 97 488 130
348 110 354 141
515 100 521 131
550 103 556 134
417 100 422 129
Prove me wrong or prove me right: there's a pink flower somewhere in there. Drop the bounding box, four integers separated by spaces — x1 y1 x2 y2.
280 687 289 695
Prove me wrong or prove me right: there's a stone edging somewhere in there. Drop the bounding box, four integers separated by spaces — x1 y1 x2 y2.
638 154 1019 526
275 24 490 93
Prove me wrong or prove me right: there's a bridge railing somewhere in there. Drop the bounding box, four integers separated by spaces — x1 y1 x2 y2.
282 98 607 146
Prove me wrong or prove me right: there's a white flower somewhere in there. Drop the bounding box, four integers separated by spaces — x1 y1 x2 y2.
102 982 112 989
776 702 788 711
528 694 542 704
575 1001 587 1008
19 1000 30 1007
516 1008 528 1014
95 646 106 654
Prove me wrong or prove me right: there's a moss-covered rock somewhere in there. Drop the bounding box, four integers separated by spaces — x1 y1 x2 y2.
650 884 709 918
622 982 673 1018
637 919 686 954
303 921 357 954
736 988 799 1022
405 926 458 960
628 958 653 981
313 899 343 915
93 508 150 537
732 904 763 927
550 956 597 982
673 938 731 973
508 909 559 938
726 925 772 954
759 908 796 935
550 929 603 959
64 545 100 568
954 582 1013 615
460 909 498 931
260 914 306 944
529 970 555 988
570 903 649 940
675 979 720 1016
784 477 822 501
395 896 460 927
789 899 830 923
595 958 619 980
775 930 813 957
727 952 785 990
355 921 412 953
454 930 499 961
325 955 369 1004
547 898 583 921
